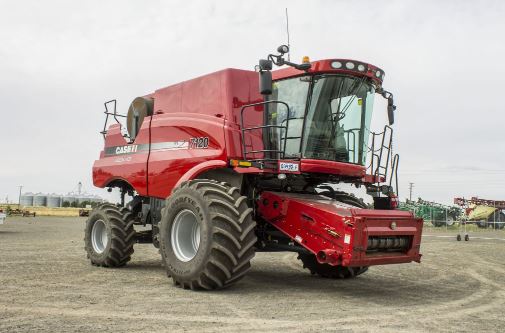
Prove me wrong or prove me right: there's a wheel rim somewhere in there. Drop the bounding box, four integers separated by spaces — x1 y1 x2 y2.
171 209 201 262
447 217 455 226
91 219 108 254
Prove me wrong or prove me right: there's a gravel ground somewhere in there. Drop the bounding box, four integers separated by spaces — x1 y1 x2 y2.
1 217 504 332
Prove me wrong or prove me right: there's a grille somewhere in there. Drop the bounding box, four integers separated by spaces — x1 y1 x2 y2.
367 236 411 252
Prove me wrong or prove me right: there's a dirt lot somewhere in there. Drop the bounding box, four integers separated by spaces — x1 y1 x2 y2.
1 217 504 332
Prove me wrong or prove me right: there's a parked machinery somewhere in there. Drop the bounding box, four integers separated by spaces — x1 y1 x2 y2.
399 198 462 227
454 197 505 229
85 45 424 290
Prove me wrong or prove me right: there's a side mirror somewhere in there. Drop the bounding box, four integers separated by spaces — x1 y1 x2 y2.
259 71 272 95
258 59 273 95
387 97 396 125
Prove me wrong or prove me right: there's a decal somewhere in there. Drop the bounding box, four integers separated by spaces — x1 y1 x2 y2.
151 141 189 151
344 234 351 244
279 162 300 172
104 140 189 156
189 137 209 149
115 145 138 155
114 156 132 163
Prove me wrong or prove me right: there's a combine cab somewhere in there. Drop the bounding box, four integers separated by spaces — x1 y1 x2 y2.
85 46 423 290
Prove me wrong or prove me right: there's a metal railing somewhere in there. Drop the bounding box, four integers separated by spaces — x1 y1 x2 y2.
367 125 399 194
101 99 127 139
240 100 292 167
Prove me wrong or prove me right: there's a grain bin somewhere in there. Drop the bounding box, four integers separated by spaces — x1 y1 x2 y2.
46 194 62 208
19 192 34 207
33 193 47 206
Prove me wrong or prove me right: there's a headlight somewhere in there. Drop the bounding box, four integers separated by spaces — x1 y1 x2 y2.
331 61 342 69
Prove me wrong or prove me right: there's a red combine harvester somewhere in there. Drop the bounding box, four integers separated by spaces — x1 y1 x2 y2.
85 46 423 290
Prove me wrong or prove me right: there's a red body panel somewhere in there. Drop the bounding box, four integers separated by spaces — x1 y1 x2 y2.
258 192 423 267
93 69 263 198
92 123 151 196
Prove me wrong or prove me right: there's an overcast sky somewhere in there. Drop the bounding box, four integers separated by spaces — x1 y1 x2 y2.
1 0 504 205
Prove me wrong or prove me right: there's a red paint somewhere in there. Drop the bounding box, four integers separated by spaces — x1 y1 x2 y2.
300 159 365 178
272 59 385 85
257 191 423 267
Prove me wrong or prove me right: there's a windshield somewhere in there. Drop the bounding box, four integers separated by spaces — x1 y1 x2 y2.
268 75 375 166
303 75 375 165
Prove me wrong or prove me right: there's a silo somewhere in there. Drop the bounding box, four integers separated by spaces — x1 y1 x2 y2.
19 192 34 207
46 194 62 208
33 193 47 207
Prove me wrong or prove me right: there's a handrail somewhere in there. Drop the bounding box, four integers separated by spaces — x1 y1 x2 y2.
101 99 127 139
240 100 291 163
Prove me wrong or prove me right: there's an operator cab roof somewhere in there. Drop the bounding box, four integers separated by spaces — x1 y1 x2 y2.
272 59 385 86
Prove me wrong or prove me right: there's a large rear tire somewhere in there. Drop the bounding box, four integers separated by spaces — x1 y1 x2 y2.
159 179 257 290
84 204 136 267
297 253 368 279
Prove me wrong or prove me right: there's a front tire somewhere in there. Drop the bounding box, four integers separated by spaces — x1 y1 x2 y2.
297 253 368 279
159 179 257 290
84 204 136 267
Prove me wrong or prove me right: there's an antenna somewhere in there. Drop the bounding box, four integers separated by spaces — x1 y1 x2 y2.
285 8 290 61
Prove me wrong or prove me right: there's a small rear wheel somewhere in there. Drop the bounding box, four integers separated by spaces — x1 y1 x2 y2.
159 179 257 290
84 204 136 267
297 253 368 279
446 216 455 227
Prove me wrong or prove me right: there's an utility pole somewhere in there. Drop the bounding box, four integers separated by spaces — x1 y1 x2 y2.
18 185 23 208
408 182 414 201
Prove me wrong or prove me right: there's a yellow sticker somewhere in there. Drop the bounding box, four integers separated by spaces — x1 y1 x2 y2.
357 98 363 106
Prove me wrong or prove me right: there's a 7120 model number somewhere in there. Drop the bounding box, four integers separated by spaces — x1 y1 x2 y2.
189 137 209 149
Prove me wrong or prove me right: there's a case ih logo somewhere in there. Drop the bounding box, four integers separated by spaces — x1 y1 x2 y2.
115 145 138 155
104 140 192 156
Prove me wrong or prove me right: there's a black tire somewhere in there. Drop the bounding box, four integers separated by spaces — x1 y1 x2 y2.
297 253 368 279
159 179 257 290
456 234 462 241
84 203 136 267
